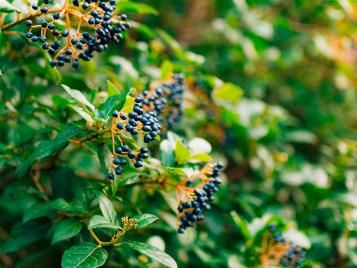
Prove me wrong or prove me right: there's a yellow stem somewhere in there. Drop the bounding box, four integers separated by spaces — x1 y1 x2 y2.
1 2 67 31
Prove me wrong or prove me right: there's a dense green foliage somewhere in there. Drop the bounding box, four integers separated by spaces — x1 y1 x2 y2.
0 0 356 267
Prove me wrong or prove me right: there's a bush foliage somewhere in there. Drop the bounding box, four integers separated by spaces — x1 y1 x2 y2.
0 0 356 267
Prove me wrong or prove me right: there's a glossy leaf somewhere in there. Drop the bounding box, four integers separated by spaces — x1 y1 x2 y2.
135 214 159 228
99 195 117 224
0 0 21 13
62 85 95 112
23 199 71 222
98 88 130 120
1 220 51 253
61 243 108 268
16 126 82 176
124 241 177 268
52 219 83 244
175 140 190 164
88 215 121 230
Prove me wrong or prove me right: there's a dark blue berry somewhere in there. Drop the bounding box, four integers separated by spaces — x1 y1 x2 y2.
107 173 115 180
40 7 48 13
61 30 69 37
115 166 123 175
116 122 124 129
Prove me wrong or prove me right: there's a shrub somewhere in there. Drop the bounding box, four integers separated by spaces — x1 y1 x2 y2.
0 1 356 268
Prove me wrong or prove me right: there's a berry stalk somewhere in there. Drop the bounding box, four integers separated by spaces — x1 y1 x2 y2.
1 2 68 31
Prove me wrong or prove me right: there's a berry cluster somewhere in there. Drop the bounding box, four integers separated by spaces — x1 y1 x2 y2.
280 244 306 268
107 145 149 180
113 97 162 143
264 224 306 268
107 96 161 180
24 0 130 69
177 163 223 233
140 73 185 129
107 74 186 180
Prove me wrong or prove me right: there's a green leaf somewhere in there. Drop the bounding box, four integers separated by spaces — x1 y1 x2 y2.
62 84 95 112
189 153 212 162
23 199 70 222
88 215 122 230
135 214 159 228
124 241 177 268
52 219 83 244
160 140 175 167
165 167 187 178
0 0 21 13
97 143 112 176
69 105 94 125
121 95 135 114
98 88 130 120
16 125 82 176
61 243 108 268
175 140 191 164
1 220 51 253
107 80 120 97
213 82 243 104
99 195 117 224
117 2 158 15
161 60 174 80
231 211 252 241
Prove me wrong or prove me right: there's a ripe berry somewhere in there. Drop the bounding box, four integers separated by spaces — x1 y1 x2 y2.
40 6 48 13
107 173 115 180
116 122 124 129
39 36 47 43
61 30 69 37
82 2 89 9
113 158 121 165
25 20 32 26
41 20 48 28
134 161 143 168
112 110 119 117
115 167 123 175
128 151 135 159
119 159 127 165
72 62 79 70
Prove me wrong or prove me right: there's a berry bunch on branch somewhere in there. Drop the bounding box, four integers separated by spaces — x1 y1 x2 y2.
107 74 186 180
68 74 224 234
176 162 223 233
3 0 130 68
260 224 306 268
